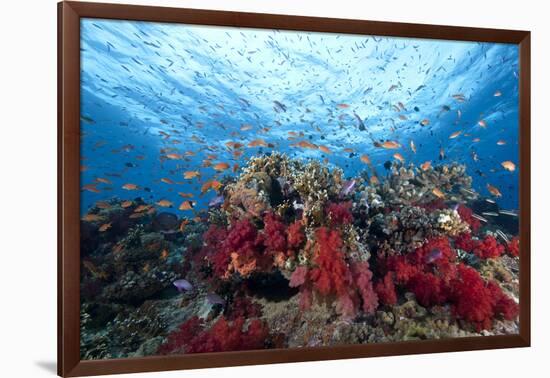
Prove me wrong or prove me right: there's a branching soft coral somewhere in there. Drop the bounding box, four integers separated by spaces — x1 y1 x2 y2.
374 272 397 306
454 233 504 259
291 227 378 317
382 237 518 329
157 316 269 355
287 220 306 249
262 212 287 254
325 201 353 225
448 264 518 330
309 227 351 297
507 236 520 257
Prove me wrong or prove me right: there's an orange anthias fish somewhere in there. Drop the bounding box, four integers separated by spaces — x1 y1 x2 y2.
449 130 462 139
293 140 318 149
421 161 432 171
95 201 111 209
179 200 195 210
318 145 332 154
82 184 101 193
184 171 200 179
161 178 175 184
336 103 350 109
240 124 253 131
160 249 169 260
501 161 516 172
82 214 104 222
487 184 502 197
420 119 430 126
370 176 379 185
165 153 183 160
494 90 502 97
122 183 139 190
121 200 133 208
497 140 507 146
478 120 487 128
432 188 445 199
380 141 401 149
99 222 112 232
134 204 151 213
213 162 230 171
156 199 173 208
248 139 268 147
360 155 371 164
393 153 405 163
96 177 112 184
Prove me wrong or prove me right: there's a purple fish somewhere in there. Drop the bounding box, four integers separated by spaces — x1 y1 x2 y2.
340 180 356 197
173 279 193 292
425 249 443 264
206 293 225 305
208 195 225 207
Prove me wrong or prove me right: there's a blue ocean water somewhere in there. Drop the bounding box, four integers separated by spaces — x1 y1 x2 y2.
80 18 519 214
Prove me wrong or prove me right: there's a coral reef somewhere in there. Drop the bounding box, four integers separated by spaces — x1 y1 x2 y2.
80 156 520 359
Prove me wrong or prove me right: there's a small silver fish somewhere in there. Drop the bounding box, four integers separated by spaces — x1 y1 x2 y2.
495 230 510 243
472 213 488 223
482 212 500 217
499 210 518 217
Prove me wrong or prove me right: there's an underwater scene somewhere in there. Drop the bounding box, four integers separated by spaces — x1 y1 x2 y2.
79 18 521 359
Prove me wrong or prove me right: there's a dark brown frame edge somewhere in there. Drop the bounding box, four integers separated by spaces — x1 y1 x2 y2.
58 1 531 376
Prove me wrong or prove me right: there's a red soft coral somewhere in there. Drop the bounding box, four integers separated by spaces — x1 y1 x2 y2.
298 228 378 317
375 272 398 306
158 316 269 354
507 236 520 257
448 264 495 330
309 227 351 297
325 201 353 225
406 272 446 307
287 220 305 249
262 212 288 254
454 232 475 252
473 235 504 259
457 204 481 233
157 316 204 355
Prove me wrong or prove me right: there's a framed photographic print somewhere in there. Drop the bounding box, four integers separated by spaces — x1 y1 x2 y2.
58 1 531 376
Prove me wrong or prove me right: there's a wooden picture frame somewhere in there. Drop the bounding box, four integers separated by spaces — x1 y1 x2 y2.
58 1 531 376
